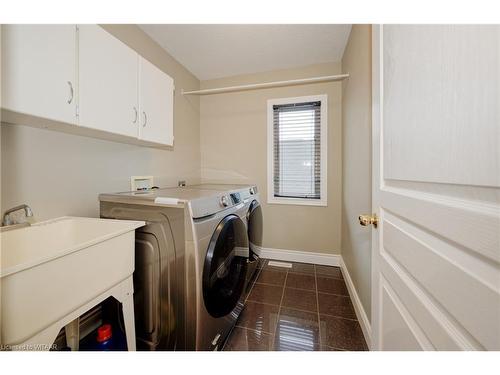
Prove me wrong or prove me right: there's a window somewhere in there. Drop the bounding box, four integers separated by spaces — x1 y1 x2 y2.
267 95 327 206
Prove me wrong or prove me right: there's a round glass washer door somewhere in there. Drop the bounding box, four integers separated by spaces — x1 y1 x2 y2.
203 214 248 318
247 199 263 258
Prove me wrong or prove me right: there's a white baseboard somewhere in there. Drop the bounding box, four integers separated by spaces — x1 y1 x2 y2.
253 245 372 349
339 257 372 349
254 246 340 266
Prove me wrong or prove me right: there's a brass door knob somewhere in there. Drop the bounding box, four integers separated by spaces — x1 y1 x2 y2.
359 214 378 228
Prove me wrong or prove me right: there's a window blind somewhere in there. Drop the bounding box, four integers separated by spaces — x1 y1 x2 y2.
273 101 321 199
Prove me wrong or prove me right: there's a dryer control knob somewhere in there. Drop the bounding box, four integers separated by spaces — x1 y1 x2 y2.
249 187 255 195
220 195 229 207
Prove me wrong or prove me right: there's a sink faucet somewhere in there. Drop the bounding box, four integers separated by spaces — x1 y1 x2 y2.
2 204 34 226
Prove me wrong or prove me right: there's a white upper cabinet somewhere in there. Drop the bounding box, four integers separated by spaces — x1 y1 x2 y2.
78 25 139 138
1 25 174 148
1 25 77 124
138 57 174 146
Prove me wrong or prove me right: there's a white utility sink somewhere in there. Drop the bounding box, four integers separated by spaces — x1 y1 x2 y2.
0 216 144 348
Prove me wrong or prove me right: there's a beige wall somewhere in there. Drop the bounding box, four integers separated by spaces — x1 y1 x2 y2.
341 25 372 318
1 25 201 221
200 62 343 254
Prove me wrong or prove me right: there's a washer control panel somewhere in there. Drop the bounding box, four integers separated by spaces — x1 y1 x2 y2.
230 192 241 204
190 186 259 219
237 185 258 202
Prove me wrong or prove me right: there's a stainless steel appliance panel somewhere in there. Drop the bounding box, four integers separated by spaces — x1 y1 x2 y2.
100 202 185 350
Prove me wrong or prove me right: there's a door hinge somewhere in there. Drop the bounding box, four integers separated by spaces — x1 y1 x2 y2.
76 104 79 117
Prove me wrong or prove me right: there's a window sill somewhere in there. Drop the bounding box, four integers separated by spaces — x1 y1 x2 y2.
267 197 327 207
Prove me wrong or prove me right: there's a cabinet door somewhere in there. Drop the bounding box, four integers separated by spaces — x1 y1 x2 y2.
78 25 139 138
139 57 174 146
1 25 77 124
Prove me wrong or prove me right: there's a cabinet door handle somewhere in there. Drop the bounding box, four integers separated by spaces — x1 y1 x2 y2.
67 81 74 104
142 111 147 127
133 107 138 124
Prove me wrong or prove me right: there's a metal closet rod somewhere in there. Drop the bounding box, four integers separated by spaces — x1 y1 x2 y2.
181 73 350 96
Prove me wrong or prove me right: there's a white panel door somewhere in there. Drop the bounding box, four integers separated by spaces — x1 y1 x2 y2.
1 25 77 124
138 57 174 146
78 25 139 138
371 25 500 350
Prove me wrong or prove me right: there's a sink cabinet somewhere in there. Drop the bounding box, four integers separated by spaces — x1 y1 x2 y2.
0 217 144 350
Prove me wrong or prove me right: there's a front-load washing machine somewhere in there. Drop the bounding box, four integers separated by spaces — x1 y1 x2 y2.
185 184 263 289
99 186 250 350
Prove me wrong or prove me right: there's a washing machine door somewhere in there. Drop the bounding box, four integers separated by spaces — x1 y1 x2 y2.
247 199 263 262
203 214 248 318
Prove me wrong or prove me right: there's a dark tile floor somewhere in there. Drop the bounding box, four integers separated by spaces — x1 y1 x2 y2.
223 259 368 351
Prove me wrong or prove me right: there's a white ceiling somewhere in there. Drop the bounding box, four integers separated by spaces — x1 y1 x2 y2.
139 24 352 80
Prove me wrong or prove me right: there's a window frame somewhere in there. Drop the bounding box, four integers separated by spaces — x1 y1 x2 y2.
267 94 328 207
